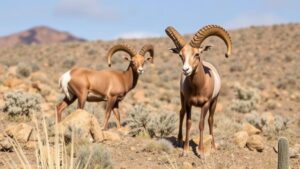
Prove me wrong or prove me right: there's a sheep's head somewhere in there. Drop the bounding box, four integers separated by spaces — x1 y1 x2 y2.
165 25 232 76
107 44 154 74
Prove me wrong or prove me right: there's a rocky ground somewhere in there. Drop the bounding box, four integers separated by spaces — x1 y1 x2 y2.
0 23 299 169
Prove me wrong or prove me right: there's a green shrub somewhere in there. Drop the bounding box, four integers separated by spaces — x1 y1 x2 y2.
3 91 41 117
76 144 113 169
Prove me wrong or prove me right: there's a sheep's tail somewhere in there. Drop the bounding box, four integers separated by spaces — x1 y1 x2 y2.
59 71 72 100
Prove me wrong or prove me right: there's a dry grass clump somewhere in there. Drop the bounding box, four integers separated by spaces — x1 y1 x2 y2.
3 91 41 118
143 139 174 154
1 114 91 169
76 144 113 169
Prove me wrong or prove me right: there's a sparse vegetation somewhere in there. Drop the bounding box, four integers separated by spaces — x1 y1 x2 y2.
16 63 32 78
3 91 41 117
126 105 153 137
76 144 113 169
149 112 177 138
62 58 76 69
143 139 174 153
230 85 260 113
0 23 300 168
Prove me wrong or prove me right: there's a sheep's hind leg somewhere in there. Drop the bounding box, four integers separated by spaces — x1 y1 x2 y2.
112 101 122 129
56 96 76 122
103 97 117 130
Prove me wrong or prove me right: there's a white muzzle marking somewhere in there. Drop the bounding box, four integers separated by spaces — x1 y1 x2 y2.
182 54 192 76
138 67 144 74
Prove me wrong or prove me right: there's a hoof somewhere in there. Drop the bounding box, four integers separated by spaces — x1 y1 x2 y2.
180 151 188 157
196 149 206 159
177 140 184 148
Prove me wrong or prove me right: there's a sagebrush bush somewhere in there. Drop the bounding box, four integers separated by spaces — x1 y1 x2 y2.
230 85 260 113
76 144 113 169
150 112 177 138
143 139 174 153
3 91 41 117
126 105 153 137
16 63 32 78
62 58 76 69
245 112 289 134
127 105 177 138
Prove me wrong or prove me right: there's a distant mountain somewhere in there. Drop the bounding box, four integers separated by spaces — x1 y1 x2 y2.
0 26 85 48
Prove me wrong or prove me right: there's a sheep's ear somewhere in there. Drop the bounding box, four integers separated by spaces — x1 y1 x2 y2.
169 48 179 54
124 56 132 61
199 45 212 53
145 57 153 63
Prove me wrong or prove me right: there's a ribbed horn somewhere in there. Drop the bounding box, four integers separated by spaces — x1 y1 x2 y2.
165 26 186 50
190 25 232 57
107 44 137 67
139 44 154 62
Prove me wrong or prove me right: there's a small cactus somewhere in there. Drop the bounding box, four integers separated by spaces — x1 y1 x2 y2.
277 137 289 169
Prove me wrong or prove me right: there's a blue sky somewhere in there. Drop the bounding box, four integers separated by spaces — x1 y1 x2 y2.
0 0 299 40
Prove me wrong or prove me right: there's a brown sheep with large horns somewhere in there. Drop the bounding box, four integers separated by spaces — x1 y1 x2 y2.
165 25 232 158
56 43 154 130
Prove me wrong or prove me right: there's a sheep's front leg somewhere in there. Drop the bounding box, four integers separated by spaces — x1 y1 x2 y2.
178 93 185 147
103 97 117 130
198 102 209 158
182 104 191 157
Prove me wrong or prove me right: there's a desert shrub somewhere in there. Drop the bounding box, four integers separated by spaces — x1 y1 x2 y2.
62 58 76 69
3 91 41 117
30 62 40 72
76 144 113 169
230 85 260 113
245 112 289 135
143 139 174 153
16 63 32 78
64 125 86 144
149 112 177 138
265 99 277 110
126 105 153 137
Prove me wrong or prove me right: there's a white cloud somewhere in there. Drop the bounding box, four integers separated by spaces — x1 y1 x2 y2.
225 14 285 29
115 31 160 39
55 0 119 20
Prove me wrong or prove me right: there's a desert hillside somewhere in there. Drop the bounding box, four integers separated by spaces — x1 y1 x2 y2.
0 26 85 48
0 23 299 169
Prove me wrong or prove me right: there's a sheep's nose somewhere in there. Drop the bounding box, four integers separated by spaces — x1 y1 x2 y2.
138 68 144 74
182 67 190 72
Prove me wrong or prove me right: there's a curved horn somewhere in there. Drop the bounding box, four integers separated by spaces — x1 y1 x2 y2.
165 26 186 50
107 44 137 67
190 25 232 57
139 44 154 62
